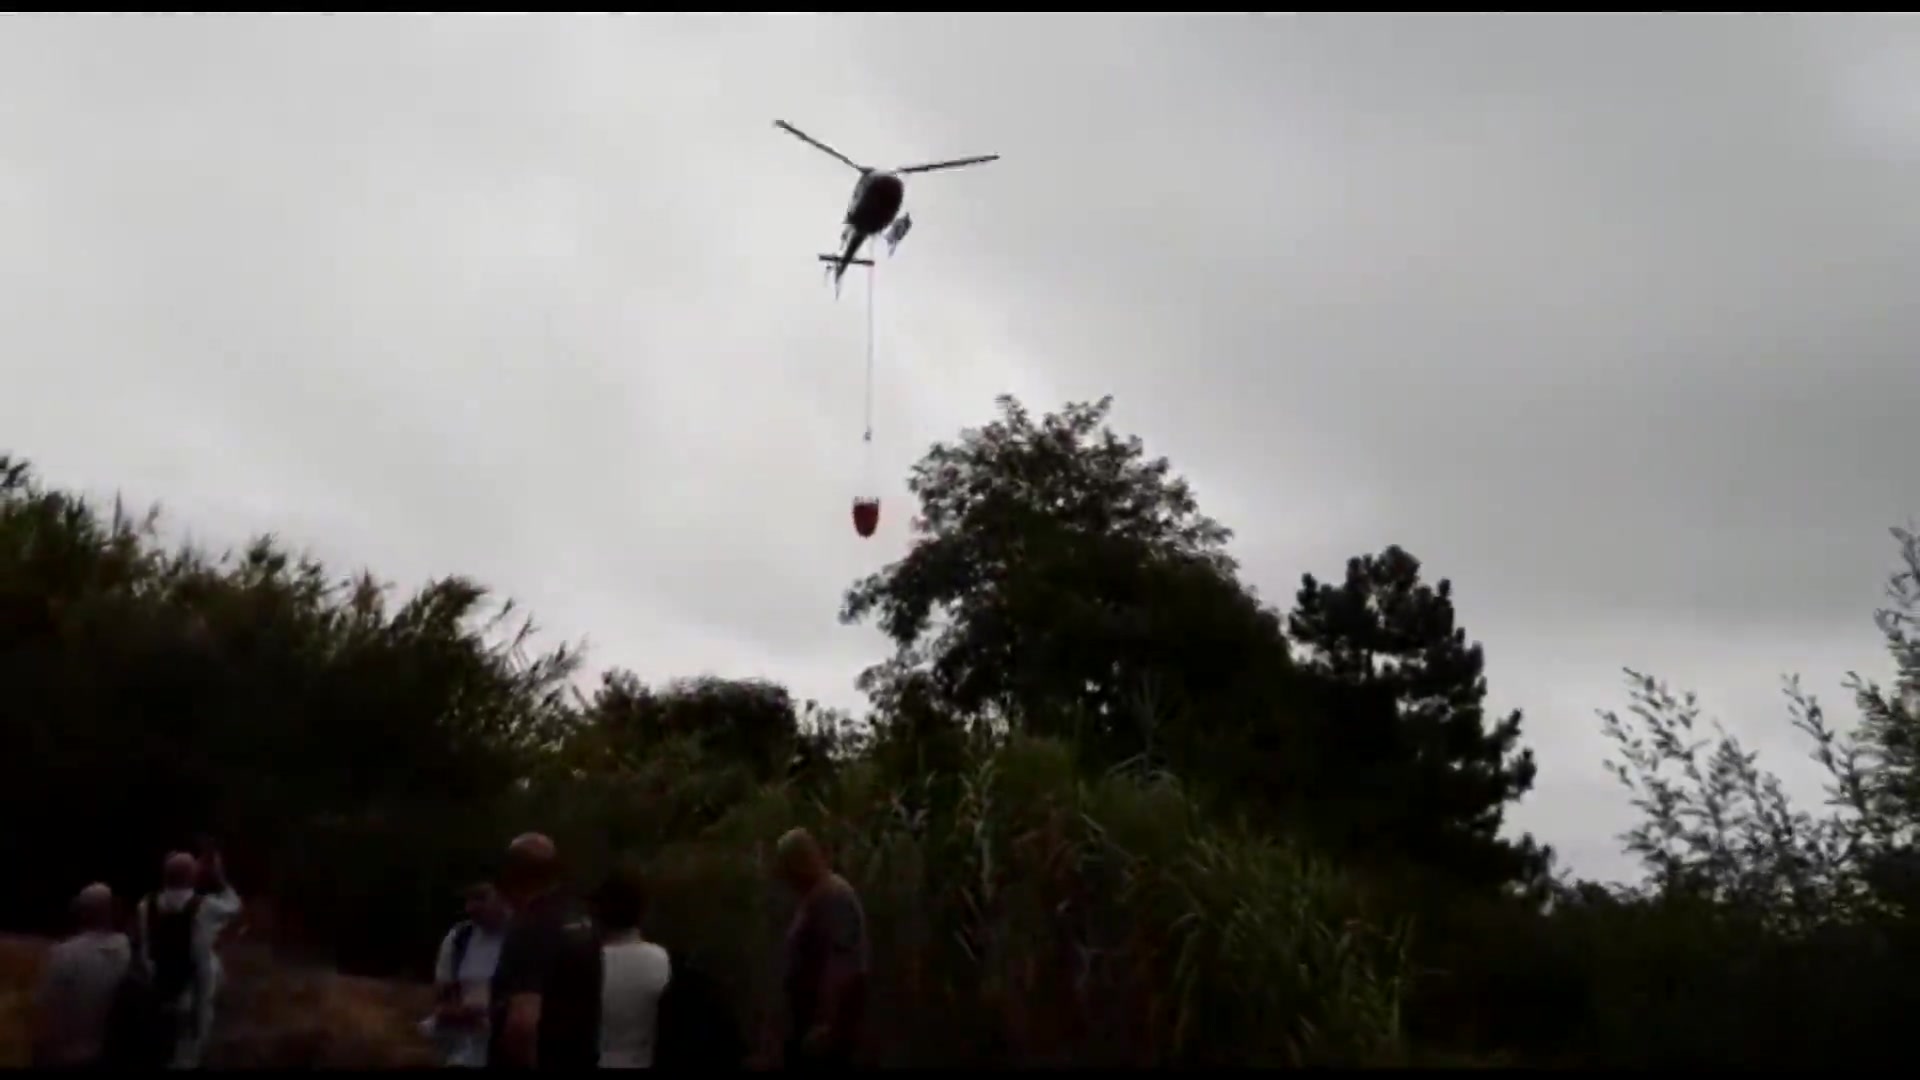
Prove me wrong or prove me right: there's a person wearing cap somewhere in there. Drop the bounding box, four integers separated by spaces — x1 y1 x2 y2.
32 883 133 1068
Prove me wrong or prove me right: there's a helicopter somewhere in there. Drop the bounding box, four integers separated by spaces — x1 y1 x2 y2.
773 119 1000 296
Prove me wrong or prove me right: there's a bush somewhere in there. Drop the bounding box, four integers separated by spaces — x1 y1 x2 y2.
632 737 1410 1067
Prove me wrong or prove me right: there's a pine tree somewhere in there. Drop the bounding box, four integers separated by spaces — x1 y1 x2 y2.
1289 545 1547 889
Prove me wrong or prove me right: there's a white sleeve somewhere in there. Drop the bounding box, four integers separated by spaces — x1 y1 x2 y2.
198 885 243 927
194 887 244 957
433 928 457 987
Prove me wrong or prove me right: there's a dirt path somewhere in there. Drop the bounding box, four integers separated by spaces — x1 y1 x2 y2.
0 934 439 1069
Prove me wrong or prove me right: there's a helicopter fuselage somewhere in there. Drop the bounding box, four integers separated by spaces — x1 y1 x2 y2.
844 170 906 238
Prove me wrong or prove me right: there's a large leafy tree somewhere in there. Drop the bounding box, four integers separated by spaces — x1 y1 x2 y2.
1288 545 1547 888
841 395 1297 772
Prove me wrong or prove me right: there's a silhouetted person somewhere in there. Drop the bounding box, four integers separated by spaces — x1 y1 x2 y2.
133 849 241 1069
32 883 131 1068
773 828 869 1070
488 833 602 1070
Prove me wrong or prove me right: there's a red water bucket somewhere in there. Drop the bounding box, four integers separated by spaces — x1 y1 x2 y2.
851 497 881 538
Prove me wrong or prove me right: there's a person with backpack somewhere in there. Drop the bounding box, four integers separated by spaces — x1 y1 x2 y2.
131 849 243 1069
31 883 132 1069
426 882 510 1068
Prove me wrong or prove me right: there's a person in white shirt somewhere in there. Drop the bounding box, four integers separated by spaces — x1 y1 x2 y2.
133 849 243 1070
426 882 510 1068
32 883 133 1068
592 867 672 1069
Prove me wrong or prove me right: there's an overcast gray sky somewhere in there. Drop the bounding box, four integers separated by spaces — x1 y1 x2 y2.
2 13 1914 881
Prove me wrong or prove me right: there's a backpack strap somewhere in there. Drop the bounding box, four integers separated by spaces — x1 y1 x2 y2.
135 893 157 959
450 920 476 981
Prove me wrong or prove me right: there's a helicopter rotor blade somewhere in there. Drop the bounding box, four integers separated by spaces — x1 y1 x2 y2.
896 154 1001 175
772 120 864 172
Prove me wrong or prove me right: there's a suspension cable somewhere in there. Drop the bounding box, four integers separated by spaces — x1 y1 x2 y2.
863 256 876 445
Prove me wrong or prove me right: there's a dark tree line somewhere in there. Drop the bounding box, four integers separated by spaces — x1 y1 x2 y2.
3 395 1916 1066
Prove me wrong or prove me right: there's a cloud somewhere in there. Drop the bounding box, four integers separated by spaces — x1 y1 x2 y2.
2 14 1913 880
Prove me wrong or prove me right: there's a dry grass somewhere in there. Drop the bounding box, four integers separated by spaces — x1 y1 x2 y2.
0 934 438 1069
0 937 39 1068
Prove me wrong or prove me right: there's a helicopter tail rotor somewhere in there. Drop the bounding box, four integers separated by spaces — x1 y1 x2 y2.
818 253 873 299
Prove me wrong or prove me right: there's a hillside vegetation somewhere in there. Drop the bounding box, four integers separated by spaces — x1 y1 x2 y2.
3 395 1917 1066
